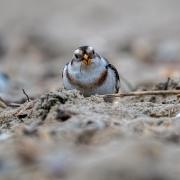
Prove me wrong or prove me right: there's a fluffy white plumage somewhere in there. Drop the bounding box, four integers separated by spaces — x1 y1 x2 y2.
62 46 120 96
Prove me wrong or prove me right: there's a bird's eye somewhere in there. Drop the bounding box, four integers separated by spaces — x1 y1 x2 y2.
87 46 95 55
74 54 79 59
74 49 82 59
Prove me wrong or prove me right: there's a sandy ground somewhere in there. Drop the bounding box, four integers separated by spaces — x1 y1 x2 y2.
0 87 180 180
0 0 180 179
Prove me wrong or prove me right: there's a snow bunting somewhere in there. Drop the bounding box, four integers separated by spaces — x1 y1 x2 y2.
62 46 120 96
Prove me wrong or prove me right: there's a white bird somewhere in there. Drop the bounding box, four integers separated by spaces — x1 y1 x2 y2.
62 46 120 96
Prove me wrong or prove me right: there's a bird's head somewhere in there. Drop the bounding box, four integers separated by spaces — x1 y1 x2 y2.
73 46 96 66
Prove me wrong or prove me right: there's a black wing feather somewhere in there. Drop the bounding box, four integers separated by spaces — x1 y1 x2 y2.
106 63 120 93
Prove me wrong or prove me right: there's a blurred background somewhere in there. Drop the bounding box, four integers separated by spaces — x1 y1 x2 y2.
0 1 180 180
0 0 180 101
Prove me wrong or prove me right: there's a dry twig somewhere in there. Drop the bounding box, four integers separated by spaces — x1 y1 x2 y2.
22 89 30 102
103 90 180 99
0 97 21 108
0 97 8 108
8 103 22 107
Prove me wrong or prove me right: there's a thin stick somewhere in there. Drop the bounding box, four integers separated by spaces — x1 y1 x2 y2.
103 90 180 98
0 97 8 108
0 97 8 105
0 97 21 107
8 103 21 107
22 89 30 102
